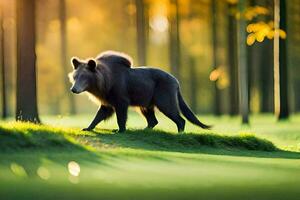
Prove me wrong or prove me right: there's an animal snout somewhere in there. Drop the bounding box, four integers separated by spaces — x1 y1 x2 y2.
70 87 79 94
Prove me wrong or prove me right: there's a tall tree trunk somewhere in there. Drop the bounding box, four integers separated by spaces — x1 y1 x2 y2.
135 0 147 66
211 0 221 116
1 1 15 117
227 2 239 116
0 7 7 119
278 0 289 119
289 1 300 112
169 0 180 80
189 56 197 112
144 2 150 50
16 0 40 122
294 80 300 112
259 39 274 113
237 0 249 124
255 0 274 113
247 0 254 115
59 0 76 115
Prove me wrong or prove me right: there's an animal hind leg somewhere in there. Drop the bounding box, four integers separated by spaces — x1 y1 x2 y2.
140 107 158 129
154 93 185 132
162 110 185 132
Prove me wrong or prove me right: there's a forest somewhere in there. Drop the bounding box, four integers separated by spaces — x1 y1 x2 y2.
0 0 300 200
1 0 299 120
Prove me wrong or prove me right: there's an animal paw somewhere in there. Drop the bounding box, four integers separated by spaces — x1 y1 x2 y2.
82 128 93 131
112 129 125 133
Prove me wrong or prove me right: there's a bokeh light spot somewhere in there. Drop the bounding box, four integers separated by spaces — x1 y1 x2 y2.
68 161 80 177
37 166 51 180
10 163 27 178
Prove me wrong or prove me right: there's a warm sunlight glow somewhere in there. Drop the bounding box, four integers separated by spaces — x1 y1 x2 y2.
68 17 81 31
150 15 169 32
126 3 136 15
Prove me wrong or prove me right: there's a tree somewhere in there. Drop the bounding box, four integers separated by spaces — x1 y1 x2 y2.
259 1 274 113
16 0 40 122
0 5 7 119
211 0 221 116
188 56 197 111
289 0 300 112
247 0 274 113
59 0 76 115
259 38 274 113
237 0 249 124
168 0 180 80
0 9 6 119
135 0 147 66
277 0 289 119
227 2 239 116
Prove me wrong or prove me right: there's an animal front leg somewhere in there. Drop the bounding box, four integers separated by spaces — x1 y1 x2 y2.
115 104 128 133
83 105 114 131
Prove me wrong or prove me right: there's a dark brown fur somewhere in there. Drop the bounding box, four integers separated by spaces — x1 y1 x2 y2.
69 51 211 132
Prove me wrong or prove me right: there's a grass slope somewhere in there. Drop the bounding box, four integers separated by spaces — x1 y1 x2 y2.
0 122 276 152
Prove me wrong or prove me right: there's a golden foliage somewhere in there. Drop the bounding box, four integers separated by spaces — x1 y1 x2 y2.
244 6 269 21
231 5 270 20
209 66 229 90
227 0 238 5
246 21 287 45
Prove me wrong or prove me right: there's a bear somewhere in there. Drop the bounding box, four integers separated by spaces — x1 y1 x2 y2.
69 51 211 133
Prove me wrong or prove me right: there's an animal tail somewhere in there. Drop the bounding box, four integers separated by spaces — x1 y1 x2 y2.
177 90 211 129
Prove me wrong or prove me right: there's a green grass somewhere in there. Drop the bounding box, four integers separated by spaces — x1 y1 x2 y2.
1 114 300 200
0 122 277 152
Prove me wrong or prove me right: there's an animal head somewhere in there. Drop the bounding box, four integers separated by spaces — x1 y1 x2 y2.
68 57 97 94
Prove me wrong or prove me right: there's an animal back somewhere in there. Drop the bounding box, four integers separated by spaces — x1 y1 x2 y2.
96 51 132 68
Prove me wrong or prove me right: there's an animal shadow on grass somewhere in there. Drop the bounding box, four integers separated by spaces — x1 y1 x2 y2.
91 128 300 159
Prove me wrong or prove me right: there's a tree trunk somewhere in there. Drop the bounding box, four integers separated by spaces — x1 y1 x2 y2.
0 7 7 119
211 0 221 116
259 39 274 113
246 0 256 114
289 1 300 112
169 0 180 81
294 80 300 112
253 0 274 113
189 56 197 112
237 0 249 124
278 0 289 120
16 0 40 122
135 0 147 66
59 0 76 115
227 2 239 116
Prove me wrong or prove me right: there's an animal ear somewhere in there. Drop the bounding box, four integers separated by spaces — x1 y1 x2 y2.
71 57 81 69
87 59 96 72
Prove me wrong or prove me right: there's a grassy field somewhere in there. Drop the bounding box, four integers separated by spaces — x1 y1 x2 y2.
0 112 300 200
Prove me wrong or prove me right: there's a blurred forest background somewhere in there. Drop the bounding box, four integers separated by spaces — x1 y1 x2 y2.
0 0 299 122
